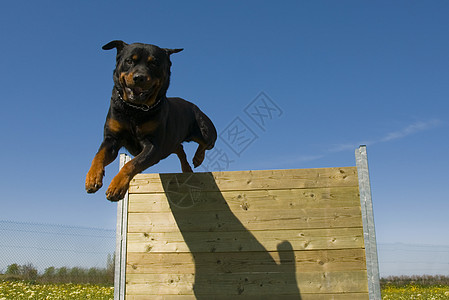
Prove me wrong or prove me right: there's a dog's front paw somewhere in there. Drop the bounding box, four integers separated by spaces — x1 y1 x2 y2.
106 174 130 202
85 168 104 193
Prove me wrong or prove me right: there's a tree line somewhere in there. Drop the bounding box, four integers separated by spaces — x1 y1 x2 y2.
380 275 449 287
0 254 114 285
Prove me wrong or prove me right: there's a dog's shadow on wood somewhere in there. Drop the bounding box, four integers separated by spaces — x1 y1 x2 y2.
160 172 301 299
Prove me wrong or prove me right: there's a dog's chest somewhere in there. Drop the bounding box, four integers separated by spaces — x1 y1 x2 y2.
108 117 161 138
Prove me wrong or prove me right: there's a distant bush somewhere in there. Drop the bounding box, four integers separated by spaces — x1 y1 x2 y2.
5 264 20 275
21 263 38 281
3 263 38 282
381 275 449 287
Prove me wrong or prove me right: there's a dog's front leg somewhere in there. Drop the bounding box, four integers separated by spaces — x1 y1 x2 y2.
86 137 120 193
106 141 159 201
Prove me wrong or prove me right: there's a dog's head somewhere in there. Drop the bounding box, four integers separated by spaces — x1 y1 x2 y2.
103 40 183 106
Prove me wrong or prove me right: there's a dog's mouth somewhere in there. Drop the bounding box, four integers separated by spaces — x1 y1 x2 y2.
123 86 153 103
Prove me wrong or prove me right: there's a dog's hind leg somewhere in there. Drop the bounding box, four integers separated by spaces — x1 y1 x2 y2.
191 106 217 168
193 142 207 168
174 144 193 173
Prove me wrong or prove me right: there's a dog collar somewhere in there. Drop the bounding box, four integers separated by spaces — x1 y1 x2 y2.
115 88 161 112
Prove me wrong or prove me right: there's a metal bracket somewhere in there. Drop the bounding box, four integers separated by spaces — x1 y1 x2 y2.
355 146 381 300
114 153 131 300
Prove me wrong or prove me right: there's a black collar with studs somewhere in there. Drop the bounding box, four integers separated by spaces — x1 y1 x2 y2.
114 87 162 112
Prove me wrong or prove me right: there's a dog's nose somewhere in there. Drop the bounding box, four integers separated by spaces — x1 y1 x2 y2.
133 74 147 84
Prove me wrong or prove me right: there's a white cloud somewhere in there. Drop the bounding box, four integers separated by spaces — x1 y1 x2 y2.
269 119 444 167
379 119 443 143
326 119 443 153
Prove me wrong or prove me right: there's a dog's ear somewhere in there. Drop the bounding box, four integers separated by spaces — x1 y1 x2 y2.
102 40 128 54
164 48 183 55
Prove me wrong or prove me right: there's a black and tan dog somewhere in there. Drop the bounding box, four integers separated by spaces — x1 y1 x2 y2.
85 40 217 201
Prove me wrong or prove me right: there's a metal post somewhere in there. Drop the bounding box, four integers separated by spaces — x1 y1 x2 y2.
355 146 381 300
114 154 131 300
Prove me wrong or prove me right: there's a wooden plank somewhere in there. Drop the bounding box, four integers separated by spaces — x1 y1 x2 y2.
126 228 364 253
129 167 358 193
128 187 361 213
126 249 367 275
126 293 368 300
127 206 362 233
125 270 368 295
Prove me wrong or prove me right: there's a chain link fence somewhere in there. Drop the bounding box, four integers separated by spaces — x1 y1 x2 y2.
378 242 449 277
1 220 448 284
0 220 115 284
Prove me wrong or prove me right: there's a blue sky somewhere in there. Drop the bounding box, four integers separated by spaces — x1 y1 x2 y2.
0 1 448 276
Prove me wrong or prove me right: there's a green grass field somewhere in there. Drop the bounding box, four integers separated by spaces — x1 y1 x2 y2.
0 281 113 300
2 280 449 299
382 284 449 299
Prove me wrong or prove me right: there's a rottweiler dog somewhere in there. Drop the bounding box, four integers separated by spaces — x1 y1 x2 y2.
85 40 217 201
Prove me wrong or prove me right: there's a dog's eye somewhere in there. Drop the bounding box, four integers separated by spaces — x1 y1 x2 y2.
125 58 133 65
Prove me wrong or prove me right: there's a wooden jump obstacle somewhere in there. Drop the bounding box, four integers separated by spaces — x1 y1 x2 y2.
114 146 381 299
